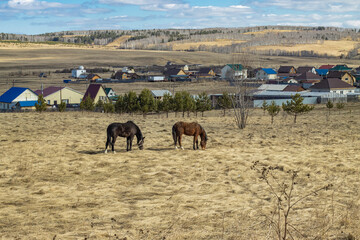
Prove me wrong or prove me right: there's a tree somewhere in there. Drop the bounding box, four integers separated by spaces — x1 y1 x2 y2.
115 95 126 114
336 102 345 114
182 91 196 117
325 100 333 121
138 88 155 117
196 92 212 117
159 93 173 118
261 100 269 115
35 94 47 112
123 91 139 114
174 92 184 117
58 101 66 112
103 102 115 113
80 94 95 111
217 92 232 116
95 99 104 111
267 101 281 124
282 94 314 123
231 78 252 129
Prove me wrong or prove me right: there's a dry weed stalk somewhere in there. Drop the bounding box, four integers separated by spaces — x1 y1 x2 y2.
251 161 333 240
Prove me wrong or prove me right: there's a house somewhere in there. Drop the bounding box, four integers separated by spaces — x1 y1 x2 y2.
258 84 288 91
295 72 322 83
0 87 38 110
278 66 296 75
221 64 247 80
319 64 335 70
113 71 140 80
296 66 316 74
87 73 101 82
105 88 116 98
71 66 86 78
34 86 84 105
326 71 356 86
151 90 172 100
148 76 166 82
310 78 356 94
196 68 217 79
82 84 109 104
255 68 277 80
330 64 353 72
164 69 188 81
121 67 135 73
282 85 305 92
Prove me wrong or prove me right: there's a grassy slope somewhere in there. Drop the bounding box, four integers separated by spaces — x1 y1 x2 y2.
0 108 359 239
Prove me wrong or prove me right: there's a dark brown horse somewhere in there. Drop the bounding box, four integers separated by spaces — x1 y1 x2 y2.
172 121 208 150
105 121 145 154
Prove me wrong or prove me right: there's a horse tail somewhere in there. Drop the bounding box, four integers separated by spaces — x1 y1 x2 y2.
172 124 177 146
105 125 112 150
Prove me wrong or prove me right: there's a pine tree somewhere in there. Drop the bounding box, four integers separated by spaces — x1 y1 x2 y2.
58 101 66 112
217 92 232 116
80 94 95 111
196 92 212 117
159 93 173 118
282 94 314 123
35 94 47 112
138 88 155 117
267 101 281 124
123 91 139 114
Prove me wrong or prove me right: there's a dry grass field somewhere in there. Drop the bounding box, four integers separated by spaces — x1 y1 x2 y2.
248 40 360 57
0 106 359 239
167 39 246 51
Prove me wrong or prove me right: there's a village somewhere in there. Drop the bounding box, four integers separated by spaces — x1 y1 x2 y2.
0 62 360 112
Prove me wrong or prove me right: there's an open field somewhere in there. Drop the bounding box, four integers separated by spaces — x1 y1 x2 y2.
167 39 246 51
0 107 359 239
248 40 360 57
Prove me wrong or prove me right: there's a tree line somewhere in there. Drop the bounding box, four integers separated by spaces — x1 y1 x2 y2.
77 89 235 117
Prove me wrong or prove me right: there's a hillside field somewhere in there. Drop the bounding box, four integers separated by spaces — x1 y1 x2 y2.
0 107 359 239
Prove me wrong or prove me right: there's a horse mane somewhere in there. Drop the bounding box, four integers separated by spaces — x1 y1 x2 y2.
131 122 143 140
199 125 208 141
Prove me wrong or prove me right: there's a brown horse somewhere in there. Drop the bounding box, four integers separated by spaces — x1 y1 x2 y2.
172 121 208 150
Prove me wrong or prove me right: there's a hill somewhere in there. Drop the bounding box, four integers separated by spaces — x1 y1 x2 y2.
1 26 359 59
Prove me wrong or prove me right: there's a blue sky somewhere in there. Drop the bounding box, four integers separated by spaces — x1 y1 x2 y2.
1 0 360 34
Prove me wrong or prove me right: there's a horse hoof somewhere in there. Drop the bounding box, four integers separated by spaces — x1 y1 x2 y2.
104 150 107 154
113 151 116 154
181 147 184 150
175 146 178 150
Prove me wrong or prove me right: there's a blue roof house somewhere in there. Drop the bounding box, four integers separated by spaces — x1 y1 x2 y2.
255 68 278 80
0 87 38 110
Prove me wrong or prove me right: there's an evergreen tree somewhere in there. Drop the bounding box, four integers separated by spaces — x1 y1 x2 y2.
138 88 155 117
159 93 173 118
35 94 47 112
174 92 184 117
182 91 195 117
261 100 269 115
196 92 212 117
282 94 314 123
326 100 334 121
267 101 281 124
217 92 232 116
123 91 139 114
115 95 126 114
80 94 95 111
58 101 66 112
103 102 115 113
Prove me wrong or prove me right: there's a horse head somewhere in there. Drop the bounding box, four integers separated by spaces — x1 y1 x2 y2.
200 129 208 150
137 136 145 150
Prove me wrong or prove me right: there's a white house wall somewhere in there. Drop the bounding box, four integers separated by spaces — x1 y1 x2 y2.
13 89 38 102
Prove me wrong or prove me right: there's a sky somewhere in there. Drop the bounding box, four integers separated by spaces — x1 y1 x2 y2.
0 0 360 35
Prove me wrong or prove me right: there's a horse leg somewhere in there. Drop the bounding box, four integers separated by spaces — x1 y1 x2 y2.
195 135 199 150
193 136 196 150
112 136 117 154
129 135 134 151
172 126 178 149
126 137 130 151
105 135 110 154
179 135 184 150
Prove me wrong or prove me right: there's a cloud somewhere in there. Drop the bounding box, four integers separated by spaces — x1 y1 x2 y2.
8 0 72 10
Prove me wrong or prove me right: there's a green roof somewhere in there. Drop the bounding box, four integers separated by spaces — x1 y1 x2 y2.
330 65 352 71
227 64 243 71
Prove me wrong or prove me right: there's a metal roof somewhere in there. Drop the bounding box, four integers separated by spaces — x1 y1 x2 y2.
254 90 346 98
261 68 277 74
151 90 172 97
17 101 38 107
0 87 28 103
258 84 287 91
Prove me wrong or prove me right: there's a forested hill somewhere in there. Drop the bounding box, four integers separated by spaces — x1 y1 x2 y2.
1 26 359 58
